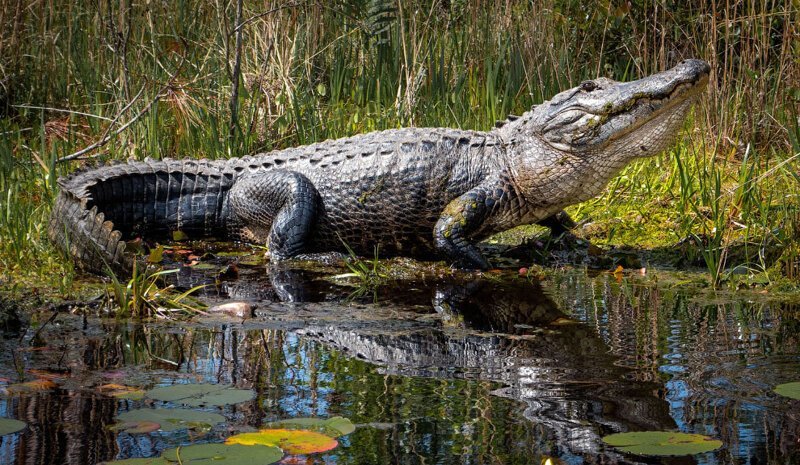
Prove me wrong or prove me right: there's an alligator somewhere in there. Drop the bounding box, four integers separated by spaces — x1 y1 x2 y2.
49 59 710 275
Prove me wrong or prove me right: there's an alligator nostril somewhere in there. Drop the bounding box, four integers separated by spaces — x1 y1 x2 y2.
679 59 711 75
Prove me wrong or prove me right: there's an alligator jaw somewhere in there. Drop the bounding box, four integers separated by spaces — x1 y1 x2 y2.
534 59 710 154
600 80 702 147
600 62 710 145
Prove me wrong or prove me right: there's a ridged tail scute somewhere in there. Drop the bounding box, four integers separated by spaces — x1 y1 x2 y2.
48 157 236 276
48 191 133 276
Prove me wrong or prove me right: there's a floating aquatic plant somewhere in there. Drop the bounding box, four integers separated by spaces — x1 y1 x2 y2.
4 379 58 394
774 382 800 400
0 418 26 436
146 383 255 407
101 443 282 465
264 416 355 437
602 431 722 456
162 443 282 465
114 408 225 433
226 429 339 455
99 384 146 400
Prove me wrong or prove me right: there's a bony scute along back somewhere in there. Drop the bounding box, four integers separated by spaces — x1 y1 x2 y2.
48 59 710 275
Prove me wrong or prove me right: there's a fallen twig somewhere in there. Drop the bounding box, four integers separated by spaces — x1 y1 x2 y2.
55 85 146 163
56 58 185 164
12 105 115 122
231 1 308 35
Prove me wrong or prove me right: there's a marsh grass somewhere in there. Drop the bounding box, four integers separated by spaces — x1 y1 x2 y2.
332 239 389 299
0 0 797 290
105 262 207 318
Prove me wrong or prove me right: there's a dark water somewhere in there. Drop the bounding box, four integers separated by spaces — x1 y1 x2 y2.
0 267 798 465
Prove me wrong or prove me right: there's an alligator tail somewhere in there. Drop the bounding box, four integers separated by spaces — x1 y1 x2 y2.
49 191 133 276
48 158 237 276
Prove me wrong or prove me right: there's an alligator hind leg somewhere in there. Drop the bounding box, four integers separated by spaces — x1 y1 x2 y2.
229 171 319 260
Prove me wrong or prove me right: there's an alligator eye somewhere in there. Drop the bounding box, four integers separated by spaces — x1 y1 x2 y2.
580 81 598 92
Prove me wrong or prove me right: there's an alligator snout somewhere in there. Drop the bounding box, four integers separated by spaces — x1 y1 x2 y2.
676 59 711 80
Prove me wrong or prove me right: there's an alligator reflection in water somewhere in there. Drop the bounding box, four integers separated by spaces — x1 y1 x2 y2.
268 271 678 461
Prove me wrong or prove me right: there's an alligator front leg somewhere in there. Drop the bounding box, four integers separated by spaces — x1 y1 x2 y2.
434 185 504 270
229 171 319 260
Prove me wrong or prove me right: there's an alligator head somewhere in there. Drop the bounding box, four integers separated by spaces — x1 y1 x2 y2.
500 59 710 206
531 59 710 158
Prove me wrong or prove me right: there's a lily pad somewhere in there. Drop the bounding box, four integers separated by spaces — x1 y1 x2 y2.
115 408 225 432
237 256 265 267
146 383 255 407
147 246 165 263
188 263 217 270
774 382 800 400
172 230 189 241
162 443 282 465
602 431 723 456
226 428 338 454
99 384 146 400
5 379 58 393
0 418 26 436
116 421 161 434
264 417 355 438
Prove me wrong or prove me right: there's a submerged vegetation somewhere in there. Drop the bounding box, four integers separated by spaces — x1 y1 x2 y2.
0 0 798 292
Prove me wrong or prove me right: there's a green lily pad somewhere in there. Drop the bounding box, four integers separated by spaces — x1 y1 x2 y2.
774 382 800 400
226 428 339 454
99 383 146 400
237 256 265 266
115 408 225 432
0 418 26 436
264 416 355 437
147 246 164 263
116 421 161 434
115 391 146 401
172 230 189 241
162 443 282 464
146 383 255 407
188 263 217 270
602 431 723 456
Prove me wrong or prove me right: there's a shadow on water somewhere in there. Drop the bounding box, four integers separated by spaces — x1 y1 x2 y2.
286 276 680 460
0 264 799 464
